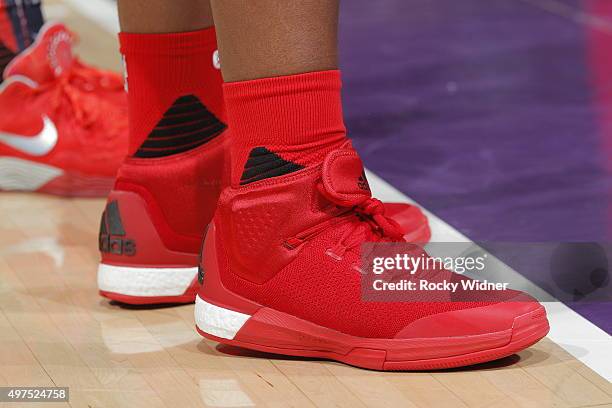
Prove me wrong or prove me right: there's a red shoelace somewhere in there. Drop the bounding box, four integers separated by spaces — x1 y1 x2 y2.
285 183 405 261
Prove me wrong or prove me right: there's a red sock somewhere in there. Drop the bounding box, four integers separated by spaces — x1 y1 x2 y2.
223 70 348 186
112 28 227 247
119 28 226 156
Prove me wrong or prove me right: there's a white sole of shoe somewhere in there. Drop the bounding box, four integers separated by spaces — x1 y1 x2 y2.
194 295 250 340
0 157 62 191
97 263 198 297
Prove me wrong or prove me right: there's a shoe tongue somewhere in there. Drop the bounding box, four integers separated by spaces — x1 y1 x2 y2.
321 145 372 207
4 23 74 83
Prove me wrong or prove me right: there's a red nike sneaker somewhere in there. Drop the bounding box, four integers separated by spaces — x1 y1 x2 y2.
194 143 549 370
0 23 127 196
4 22 126 107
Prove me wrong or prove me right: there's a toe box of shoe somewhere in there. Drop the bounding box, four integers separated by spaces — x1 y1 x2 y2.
394 293 542 339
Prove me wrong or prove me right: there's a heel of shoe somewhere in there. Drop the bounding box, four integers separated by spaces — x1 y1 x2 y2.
98 188 200 304
195 222 263 338
194 295 251 339
196 223 262 312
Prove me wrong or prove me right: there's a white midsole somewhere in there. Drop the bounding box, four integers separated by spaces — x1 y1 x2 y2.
97 263 198 297
0 157 62 190
194 295 251 340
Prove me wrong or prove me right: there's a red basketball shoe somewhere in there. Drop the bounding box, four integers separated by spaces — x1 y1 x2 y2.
195 143 549 370
97 119 228 305
0 23 127 196
4 22 126 107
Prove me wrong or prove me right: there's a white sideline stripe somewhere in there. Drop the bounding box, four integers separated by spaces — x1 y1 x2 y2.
98 264 197 297
195 296 250 340
0 157 62 190
78 1 612 381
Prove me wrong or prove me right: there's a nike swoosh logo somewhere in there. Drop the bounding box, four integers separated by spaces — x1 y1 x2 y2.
0 116 58 156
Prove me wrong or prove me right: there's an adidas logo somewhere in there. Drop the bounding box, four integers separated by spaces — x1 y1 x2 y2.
358 170 370 191
99 201 136 256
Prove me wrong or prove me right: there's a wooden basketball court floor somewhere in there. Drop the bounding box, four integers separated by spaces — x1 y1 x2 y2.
0 1 611 407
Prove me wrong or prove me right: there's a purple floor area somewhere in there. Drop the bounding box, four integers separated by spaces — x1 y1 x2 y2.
339 0 611 332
